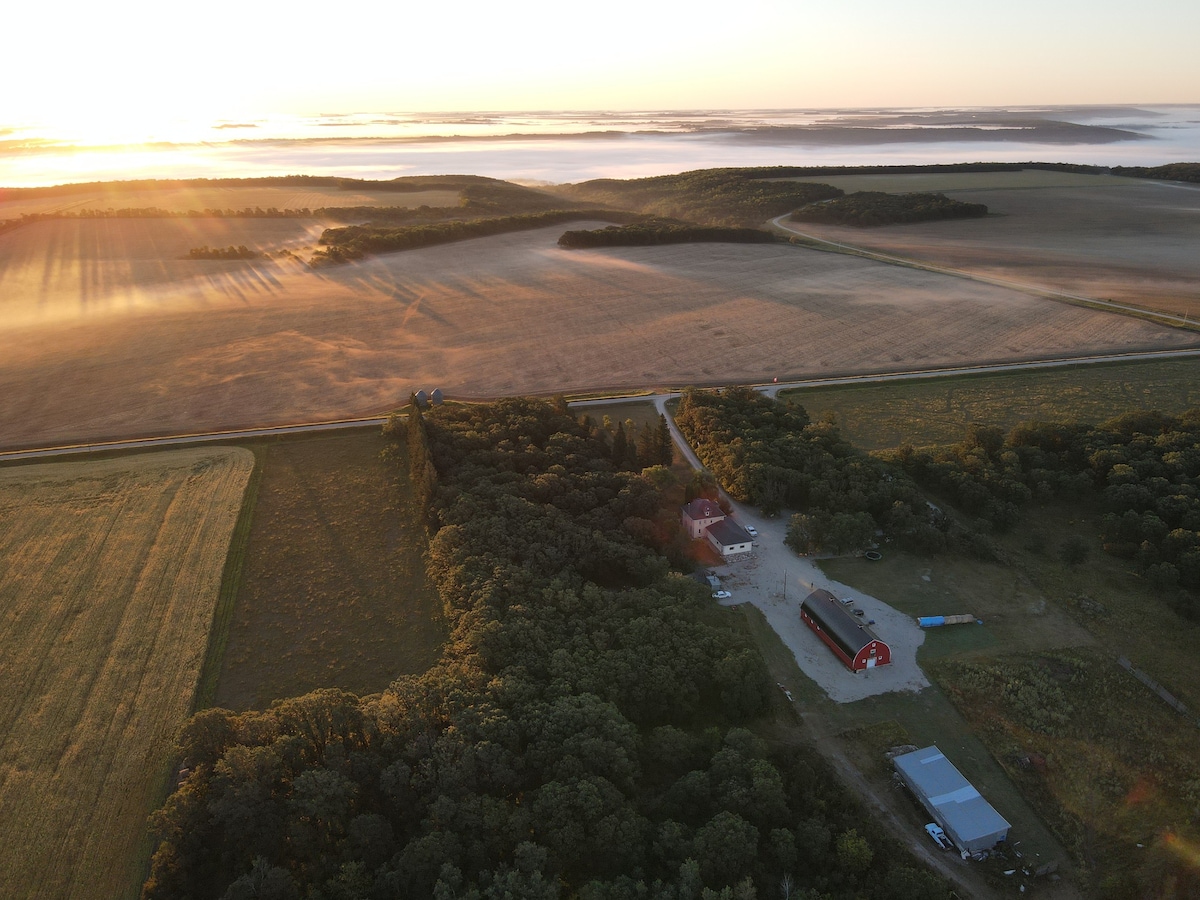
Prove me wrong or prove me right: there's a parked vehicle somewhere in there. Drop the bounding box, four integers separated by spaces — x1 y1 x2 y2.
712 590 732 600
924 823 951 850
745 525 758 537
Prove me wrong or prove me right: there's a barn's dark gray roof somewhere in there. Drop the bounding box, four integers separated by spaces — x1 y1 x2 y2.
893 746 1011 851
707 519 752 547
801 589 880 658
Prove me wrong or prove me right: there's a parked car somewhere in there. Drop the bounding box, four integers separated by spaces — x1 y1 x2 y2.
924 823 951 850
712 590 732 600
744 525 758 538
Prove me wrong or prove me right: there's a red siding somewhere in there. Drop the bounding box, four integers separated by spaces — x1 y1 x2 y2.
801 607 892 672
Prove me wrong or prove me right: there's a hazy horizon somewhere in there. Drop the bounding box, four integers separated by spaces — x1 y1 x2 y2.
3 105 1198 188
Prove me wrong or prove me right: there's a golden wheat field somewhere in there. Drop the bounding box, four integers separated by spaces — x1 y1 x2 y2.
0 447 254 900
1 218 1197 450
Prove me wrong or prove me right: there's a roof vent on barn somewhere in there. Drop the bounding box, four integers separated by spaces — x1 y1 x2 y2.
430 388 444 405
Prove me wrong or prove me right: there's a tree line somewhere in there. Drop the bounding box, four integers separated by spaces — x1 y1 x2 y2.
311 210 639 265
1110 163 1200 184
554 170 844 227
143 397 952 900
558 220 778 249
672 388 992 558
790 192 988 227
186 245 263 260
880 411 1200 615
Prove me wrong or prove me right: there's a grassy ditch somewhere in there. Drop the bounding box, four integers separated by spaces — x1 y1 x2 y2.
192 444 267 711
779 357 1200 450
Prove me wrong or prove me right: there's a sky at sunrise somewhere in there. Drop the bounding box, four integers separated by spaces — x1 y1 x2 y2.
5 0 1198 137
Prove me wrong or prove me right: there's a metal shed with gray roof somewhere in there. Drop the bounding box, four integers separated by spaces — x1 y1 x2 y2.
893 745 1011 852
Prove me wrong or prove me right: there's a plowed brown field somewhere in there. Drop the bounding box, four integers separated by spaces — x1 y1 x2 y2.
784 171 1200 318
0 447 254 900
1 217 1196 450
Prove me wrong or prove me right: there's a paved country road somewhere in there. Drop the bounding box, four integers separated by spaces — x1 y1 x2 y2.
5 347 1200 463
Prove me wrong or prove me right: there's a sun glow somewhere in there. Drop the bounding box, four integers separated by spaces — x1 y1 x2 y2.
1164 831 1200 870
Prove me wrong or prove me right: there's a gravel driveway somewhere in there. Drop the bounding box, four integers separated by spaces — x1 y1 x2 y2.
710 499 930 703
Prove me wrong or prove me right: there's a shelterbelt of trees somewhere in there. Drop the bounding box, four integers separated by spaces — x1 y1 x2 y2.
1110 163 1200 184
0 174 511 200
789 192 988 227
553 170 844 227
557 219 778 249
186 245 263 260
143 397 952 900
879 411 1200 617
311 210 639 264
673 388 993 559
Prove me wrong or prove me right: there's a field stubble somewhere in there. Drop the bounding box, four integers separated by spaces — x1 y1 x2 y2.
786 173 1200 318
1 218 1195 451
0 447 254 900
0 185 460 219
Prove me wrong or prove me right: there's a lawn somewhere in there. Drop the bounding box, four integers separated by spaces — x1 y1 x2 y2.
0 447 254 900
779 356 1200 450
213 429 446 710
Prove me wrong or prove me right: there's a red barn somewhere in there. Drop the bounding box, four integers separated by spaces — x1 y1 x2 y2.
800 589 891 672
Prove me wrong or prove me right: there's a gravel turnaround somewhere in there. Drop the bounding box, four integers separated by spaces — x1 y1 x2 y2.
710 499 929 703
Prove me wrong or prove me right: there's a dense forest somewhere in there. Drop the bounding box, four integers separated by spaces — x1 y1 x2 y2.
143 397 952 900
789 192 988 227
879 411 1200 616
673 389 990 558
553 170 843 226
557 220 778 249
311 210 636 264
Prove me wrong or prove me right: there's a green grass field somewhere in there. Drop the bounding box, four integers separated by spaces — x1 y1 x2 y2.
814 496 1200 895
213 430 446 710
779 357 1200 450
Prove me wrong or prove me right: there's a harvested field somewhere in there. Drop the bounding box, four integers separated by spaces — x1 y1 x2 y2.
0 217 325 326
783 172 1200 318
779 169 1123 194
0 185 460 219
0 447 254 900
215 431 445 710
1 220 1196 450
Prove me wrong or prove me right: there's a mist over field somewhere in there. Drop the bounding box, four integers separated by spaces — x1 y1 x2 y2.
3 106 1199 186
